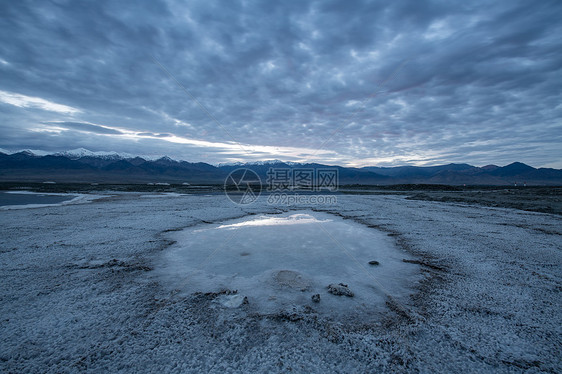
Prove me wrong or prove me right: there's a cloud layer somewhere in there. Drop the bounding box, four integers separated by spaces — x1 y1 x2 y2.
1 0 561 167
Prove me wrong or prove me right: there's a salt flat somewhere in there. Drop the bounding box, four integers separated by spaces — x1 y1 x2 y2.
0 193 560 372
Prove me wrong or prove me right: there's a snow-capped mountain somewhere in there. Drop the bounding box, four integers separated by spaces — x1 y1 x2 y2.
0 148 172 162
54 148 128 160
0 149 51 157
1 148 561 185
217 159 302 167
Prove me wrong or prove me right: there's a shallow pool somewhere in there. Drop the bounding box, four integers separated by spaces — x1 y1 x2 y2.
155 210 420 320
0 191 77 207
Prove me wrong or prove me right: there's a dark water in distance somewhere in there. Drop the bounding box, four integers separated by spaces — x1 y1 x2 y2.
0 192 76 207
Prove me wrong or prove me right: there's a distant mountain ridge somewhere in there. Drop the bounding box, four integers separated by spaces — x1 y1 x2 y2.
0 149 561 185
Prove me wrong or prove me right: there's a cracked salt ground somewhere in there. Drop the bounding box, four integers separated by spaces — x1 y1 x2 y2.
153 211 421 320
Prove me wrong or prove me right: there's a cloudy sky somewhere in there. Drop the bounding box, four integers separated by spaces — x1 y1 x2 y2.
1 0 561 167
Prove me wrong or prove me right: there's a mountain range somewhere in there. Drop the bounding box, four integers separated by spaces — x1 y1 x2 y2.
0 149 561 185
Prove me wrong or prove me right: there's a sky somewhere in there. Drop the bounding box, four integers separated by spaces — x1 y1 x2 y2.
0 0 561 168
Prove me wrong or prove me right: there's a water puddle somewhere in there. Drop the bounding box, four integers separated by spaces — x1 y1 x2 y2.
154 210 420 320
0 191 78 208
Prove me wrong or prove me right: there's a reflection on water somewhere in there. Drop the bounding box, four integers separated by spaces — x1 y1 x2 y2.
0 191 77 207
215 213 331 230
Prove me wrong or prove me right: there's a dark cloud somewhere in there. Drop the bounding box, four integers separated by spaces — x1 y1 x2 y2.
0 0 561 167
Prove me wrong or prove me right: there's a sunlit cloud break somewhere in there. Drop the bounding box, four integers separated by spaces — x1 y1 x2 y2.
0 90 81 115
39 121 338 163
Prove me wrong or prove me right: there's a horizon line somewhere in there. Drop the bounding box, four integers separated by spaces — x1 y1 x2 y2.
0 147 558 170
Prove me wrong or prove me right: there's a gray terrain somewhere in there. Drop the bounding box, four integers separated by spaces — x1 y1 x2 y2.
0 189 561 372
